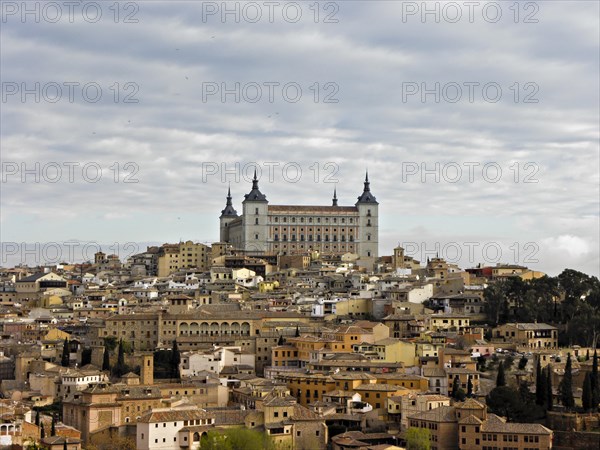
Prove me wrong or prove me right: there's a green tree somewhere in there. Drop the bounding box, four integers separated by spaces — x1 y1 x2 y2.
496 361 506 387
546 365 553 411
103 337 118 352
200 430 232 450
295 325 300 337
51 415 56 436
467 375 473 397
477 355 487 372
518 355 528 370
484 282 508 326
405 427 431 450
592 350 599 410
486 386 544 423
102 346 111 372
504 354 515 370
81 347 92 366
583 372 593 411
451 375 460 398
170 340 181 379
40 423 45 439
60 338 70 367
559 353 575 409
535 360 546 406
35 410 40 426
113 339 127 377
206 428 275 450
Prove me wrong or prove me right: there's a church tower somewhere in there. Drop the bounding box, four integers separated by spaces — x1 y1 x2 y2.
219 186 238 242
355 171 379 259
242 170 268 253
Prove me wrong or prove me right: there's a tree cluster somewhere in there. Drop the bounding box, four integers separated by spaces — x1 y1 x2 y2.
484 269 600 346
200 428 275 450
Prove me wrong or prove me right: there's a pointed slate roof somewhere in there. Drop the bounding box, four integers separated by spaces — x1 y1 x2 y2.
243 170 268 203
220 186 238 217
356 171 378 204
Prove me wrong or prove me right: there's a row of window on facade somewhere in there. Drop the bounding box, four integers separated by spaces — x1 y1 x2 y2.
272 234 359 242
259 212 371 223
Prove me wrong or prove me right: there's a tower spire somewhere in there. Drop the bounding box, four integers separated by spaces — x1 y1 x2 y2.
220 185 238 217
226 184 232 205
243 168 267 202
356 169 377 204
332 187 338 207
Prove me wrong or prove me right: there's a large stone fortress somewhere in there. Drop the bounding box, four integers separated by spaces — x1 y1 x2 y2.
219 171 379 258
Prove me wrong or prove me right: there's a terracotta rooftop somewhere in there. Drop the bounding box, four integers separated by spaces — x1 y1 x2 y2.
138 408 213 423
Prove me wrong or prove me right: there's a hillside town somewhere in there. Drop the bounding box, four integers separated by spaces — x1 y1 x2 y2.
1 237 600 449
0 171 598 450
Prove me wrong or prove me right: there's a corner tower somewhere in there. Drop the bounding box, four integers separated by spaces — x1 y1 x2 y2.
355 171 379 259
219 186 238 242
242 170 268 253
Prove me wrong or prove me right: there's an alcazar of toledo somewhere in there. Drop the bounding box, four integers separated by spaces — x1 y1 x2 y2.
219 171 379 259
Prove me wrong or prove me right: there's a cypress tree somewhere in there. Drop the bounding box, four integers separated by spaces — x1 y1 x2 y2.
538 363 548 407
295 325 300 337
170 339 180 379
115 339 126 377
559 353 575 409
586 349 590 361
535 360 545 405
40 423 45 439
102 346 111 372
546 365 553 411
277 334 285 346
518 355 528 370
583 372 593 411
496 361 506 387
451 375 460 399
35 410 40 426
467 375 473 397
51 415 56 436
592 350 599 410
60 338 70 367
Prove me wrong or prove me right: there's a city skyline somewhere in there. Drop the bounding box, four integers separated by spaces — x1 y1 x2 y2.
1 1 598 277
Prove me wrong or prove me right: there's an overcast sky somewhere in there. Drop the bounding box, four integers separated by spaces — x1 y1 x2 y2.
1 1 598 276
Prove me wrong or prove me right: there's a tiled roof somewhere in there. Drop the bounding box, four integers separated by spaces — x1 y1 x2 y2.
355 383 406 392
407 405 456 422
291 404 322 421
459 415 483 425
138 408 213 423
481 414 553 434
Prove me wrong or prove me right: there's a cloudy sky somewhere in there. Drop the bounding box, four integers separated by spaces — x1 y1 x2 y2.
1 1 598 276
